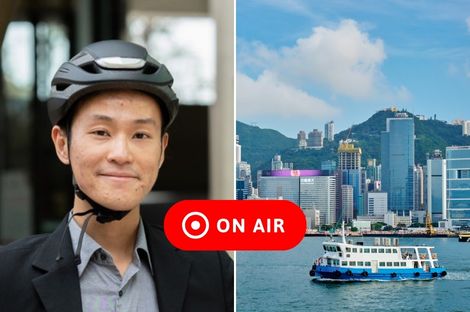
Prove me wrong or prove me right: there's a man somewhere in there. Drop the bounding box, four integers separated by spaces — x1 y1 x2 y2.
0 40 233 312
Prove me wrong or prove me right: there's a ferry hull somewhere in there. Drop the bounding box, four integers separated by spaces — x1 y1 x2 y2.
311 265 447 281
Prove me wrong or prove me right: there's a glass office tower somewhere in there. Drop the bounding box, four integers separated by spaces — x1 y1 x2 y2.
446 146 470 228
381 116 415 214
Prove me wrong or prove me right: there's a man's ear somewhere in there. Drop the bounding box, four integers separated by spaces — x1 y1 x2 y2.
51 125 70 165
159 132 169 168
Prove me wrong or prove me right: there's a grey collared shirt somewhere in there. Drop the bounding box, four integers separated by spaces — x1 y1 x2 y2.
69 216 159 312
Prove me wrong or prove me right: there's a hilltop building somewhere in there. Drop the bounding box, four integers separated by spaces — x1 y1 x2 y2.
297 130 307 149
308 129 323 149
324 121 335 142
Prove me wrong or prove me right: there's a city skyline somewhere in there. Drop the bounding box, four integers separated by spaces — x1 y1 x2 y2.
237 0 470 138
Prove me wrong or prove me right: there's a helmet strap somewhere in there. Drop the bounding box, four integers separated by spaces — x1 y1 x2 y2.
73 183 131 223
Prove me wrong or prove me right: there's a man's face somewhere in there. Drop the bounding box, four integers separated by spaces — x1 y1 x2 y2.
52 90 168 211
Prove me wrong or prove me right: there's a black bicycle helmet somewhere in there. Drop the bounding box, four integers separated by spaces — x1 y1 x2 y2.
47 39 179 131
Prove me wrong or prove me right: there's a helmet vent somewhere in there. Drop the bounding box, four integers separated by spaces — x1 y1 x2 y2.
80 63 102 74
142 64 159 74
56 83 71 91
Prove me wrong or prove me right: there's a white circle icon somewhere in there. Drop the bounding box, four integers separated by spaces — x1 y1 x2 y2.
182 212 209 239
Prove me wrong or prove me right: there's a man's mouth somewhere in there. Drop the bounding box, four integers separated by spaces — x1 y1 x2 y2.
99 171 138 180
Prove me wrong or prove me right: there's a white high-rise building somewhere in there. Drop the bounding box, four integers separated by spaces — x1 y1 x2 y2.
367 192 388 216
463 121 470 136
300 176 336 226
427 150 446 222
236 135 241 163
271 154 283 170
446 146 470 228
324 121 335 142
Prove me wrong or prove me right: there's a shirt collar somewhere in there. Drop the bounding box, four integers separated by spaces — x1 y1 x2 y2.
68 213 153 276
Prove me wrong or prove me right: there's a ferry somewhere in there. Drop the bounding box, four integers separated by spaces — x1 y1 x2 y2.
309 223 447 281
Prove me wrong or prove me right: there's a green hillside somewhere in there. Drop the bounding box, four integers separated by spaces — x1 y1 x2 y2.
237 110 470 177
236 121 297 172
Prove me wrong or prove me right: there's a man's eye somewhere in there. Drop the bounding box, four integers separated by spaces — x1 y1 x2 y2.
93 130 109 136
134 133 150 139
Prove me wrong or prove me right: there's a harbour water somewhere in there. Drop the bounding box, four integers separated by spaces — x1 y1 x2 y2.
237 237 470 312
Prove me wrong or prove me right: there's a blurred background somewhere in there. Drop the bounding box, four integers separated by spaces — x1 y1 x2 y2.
0 0 234 243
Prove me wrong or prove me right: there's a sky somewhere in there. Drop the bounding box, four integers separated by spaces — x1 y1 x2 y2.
236 0 470 138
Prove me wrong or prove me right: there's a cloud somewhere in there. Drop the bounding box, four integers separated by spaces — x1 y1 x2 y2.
466 16 470 33
239 19 390 99
395 85 412 102
237 71 339 119
254 0 316 18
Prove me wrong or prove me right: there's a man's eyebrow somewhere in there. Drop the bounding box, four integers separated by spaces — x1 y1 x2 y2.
134 118 157 126
90 115 157 126
91 114 113 121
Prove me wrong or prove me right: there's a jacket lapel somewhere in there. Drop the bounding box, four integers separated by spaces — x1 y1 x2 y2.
144 222 192 312
31 216 82 312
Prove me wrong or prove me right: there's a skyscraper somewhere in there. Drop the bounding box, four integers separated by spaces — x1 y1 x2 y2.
381 115 415 213
341 185 353 222
414 165 425 211
338 142 363 216
427 150 446 222
338 143 361 170
300 176 336 226
236 135 241 163
463 121 470 136
446 146 470 228
324 121 335 142
342 169 362 217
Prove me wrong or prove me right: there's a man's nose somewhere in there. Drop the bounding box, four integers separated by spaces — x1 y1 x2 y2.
107 135 133 164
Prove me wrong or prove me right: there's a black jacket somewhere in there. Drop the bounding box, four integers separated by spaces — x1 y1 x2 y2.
0 216 233 312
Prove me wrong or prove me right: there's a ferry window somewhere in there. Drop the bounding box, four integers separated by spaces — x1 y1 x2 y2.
323 246 327 250
365 262 371 266
359 248 363 253
386 249 391 253
379 262 385 267
336 246 341 252
342 261 347 266
394 262 399 267
392 249 397 253
357 261 364 266
364 248 370 253
352 248 357 253
346 254 350 258
371 248 377 253
350 261 356 266
387 262 392 267
379 249 384 253
400 262 406 267
346 247 351 252
335 260 339 265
